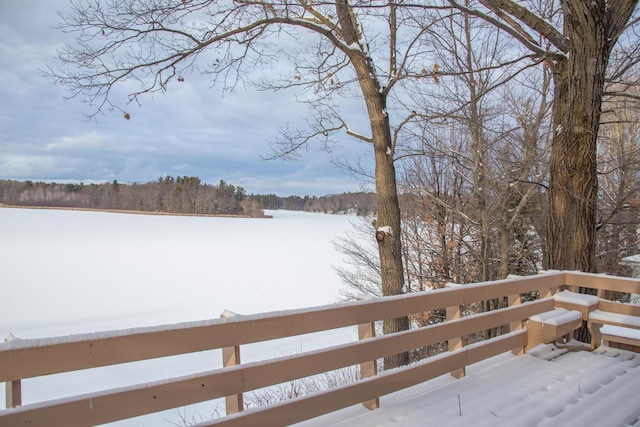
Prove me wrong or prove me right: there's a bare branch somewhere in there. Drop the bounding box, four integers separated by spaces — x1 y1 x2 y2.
479 0 569 52
447 0 558 58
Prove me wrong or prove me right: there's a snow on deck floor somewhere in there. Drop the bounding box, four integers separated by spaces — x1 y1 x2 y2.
296 345 640 427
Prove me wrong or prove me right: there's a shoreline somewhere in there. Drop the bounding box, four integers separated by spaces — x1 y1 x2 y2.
0 204 272 219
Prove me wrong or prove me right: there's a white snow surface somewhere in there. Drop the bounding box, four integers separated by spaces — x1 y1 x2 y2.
553 289 600 306
3 208 640 427
298 345 640 427
0 208 359 425
590 310 640 327
377 225 392 235
602 325 640 340
0 208 355 338
621 253 640 264
528 309 581 327
529 308 571 323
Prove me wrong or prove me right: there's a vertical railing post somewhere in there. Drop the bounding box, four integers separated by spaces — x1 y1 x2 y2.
357 320 379 410
220 310 243 415
5 334 22 408
5 380 21 409
445 283 465 378
508 293 525 355
356 295 379 410
538 270 563 294
539 287 553 299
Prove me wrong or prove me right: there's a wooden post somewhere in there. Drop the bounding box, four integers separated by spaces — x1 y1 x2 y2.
508 294 524 355
588 321 603 350
446 304 465 378
357 320 379 410
445 283 465 378
220 310 243 415
5 334 22 408
539 287 553 299
6 380 21 409
355 295 379 410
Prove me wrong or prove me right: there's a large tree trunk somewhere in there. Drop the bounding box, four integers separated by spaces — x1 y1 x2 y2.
460 0 637 345
546 2 612 273
373 125 411 369
336 0 410 369
546 1 623 342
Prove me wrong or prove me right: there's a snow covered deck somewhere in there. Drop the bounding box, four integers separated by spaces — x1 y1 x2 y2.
3 270 640 426
298 344 640 427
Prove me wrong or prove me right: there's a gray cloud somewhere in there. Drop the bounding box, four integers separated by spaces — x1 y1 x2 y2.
0 1 374 196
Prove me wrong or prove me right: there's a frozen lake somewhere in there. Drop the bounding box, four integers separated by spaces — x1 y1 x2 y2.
0 208 359 338
0 208 362 425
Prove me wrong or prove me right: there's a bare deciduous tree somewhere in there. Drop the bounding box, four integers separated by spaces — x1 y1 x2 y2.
50 0 449 369
596 82 640 275
399 4 550 282
448 0 639 272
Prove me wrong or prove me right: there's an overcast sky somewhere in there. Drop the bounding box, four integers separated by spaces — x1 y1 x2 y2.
0 1 375 196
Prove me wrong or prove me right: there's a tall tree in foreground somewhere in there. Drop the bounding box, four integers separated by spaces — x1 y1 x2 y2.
50 0 443 368
449 0 639 272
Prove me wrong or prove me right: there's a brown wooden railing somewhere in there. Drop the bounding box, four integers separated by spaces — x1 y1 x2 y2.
1 271 639 427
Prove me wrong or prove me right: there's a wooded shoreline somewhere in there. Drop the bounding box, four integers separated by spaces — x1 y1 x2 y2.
0 203 272 219
0 179 377 217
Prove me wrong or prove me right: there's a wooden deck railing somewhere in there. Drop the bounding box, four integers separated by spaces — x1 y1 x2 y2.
1 271 639 427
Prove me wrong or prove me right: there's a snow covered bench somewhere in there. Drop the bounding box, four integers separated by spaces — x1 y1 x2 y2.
525 308 583 350
552 290 599 320
588 307 640 351
601 325 640 352
550 289 640 352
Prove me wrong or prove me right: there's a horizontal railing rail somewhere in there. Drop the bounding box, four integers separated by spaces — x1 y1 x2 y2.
565 271 640 294
0 271 567 383
0 302 547 426
1 271 638 426
204 331 528 427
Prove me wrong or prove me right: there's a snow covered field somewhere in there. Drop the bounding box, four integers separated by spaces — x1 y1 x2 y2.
0 208 361 425
3 208 639 427
0 208 359 337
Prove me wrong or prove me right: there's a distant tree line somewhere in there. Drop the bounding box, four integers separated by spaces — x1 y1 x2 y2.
0 178 378 217
0 178 264 217
253 192 377 216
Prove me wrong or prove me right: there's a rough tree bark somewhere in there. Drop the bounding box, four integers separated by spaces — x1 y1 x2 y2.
546 1 633 272
548 2 638 343
449 0 638 344
335 0 410 368
453 0 638 273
